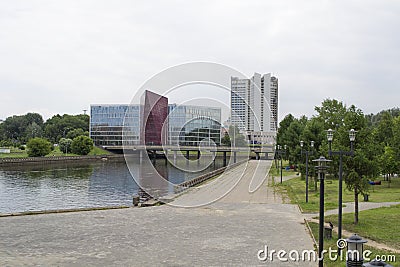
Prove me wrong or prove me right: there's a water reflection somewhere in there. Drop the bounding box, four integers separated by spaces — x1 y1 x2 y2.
0 156 230 213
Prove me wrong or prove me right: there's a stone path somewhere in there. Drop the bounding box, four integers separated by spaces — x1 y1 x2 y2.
0 160 316 266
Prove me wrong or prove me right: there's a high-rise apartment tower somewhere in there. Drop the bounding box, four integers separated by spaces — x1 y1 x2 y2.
231 73 278 144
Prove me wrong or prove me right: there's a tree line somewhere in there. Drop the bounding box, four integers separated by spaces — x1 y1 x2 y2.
277 99 400 224
0 113 93 156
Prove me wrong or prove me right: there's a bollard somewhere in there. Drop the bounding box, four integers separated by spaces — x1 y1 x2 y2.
132 195 140 206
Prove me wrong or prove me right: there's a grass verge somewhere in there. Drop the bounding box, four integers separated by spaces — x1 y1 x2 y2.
308 222 399 266
277 176 400 213
325 205 400 250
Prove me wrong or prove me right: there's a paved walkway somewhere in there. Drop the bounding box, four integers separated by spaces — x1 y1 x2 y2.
0 160 315 266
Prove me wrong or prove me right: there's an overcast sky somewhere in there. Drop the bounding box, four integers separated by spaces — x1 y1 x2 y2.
1 0 399 122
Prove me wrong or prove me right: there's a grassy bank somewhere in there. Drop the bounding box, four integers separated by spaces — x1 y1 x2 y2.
0 146 111 158
308 222 398 266
277 176 400 213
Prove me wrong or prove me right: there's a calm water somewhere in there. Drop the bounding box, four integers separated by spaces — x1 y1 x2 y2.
0 157 227 213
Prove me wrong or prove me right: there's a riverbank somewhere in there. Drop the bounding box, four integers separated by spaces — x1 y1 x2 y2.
0 154 124 166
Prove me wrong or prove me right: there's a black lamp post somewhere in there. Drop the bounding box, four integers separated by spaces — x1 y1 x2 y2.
300 140 314 203
327 128 356 248
313 156 331 267
275 145 287 184
346 234 367 266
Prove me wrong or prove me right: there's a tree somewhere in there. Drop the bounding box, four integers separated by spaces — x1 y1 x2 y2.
342 107 378 224
59 138 73 154
27 138 52 157
279 117 307 164
345 151 372 225
374 111 394 146
393 117 400 174
44 114 89 143
221 132 231 146
66 128 88 140
379 146 397 182
0 113 44 143
25 122 43 139
226 125 246 147
314 99 347 130
71 136 93 155
277 114 295 144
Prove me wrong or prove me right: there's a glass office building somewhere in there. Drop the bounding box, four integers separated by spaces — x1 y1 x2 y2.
90 105 141 146
90 103 221 147
168 104 221 146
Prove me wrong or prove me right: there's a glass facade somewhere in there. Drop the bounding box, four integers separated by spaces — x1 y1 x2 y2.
168 104 221 146
90 105 140 146
90 103 221 147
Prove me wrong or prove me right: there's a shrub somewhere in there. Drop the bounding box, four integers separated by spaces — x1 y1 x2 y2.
71 136 93 155
27 138 52 157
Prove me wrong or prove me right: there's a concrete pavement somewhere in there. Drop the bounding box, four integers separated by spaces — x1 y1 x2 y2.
0 160 316 266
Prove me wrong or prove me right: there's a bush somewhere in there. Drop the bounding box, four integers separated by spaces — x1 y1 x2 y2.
71 136 93 155
27 138 52 157
66 128 88 140
18 145 25 150
0 140 13 147
59 138 73 153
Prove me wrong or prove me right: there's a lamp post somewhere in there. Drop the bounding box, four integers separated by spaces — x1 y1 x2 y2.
300 140 314 203
275 145 287 183
327 128 356 248
313 156 331 267
346 234 367 266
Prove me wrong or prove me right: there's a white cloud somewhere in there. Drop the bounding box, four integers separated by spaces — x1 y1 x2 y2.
0 0 399 120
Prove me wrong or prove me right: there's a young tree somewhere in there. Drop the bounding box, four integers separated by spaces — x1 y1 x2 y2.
379 146 397 182
27 138 52 157
228 125 247 147
71 136 93 155
221 132 231 146
59 138 73 154
346 170 369 225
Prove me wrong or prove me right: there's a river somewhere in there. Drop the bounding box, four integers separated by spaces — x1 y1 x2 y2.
0 157 229 213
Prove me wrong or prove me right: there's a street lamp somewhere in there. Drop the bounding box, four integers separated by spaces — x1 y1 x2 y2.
327 128 356 248
301 140 314 203
275 145 287 184
346 234 367 266
313 156 331 267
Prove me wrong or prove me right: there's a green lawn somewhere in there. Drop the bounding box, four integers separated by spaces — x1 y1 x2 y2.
308 222 399 266
276 176 400 213
0 146 110 158
269 160 299 177
326 205 400 250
